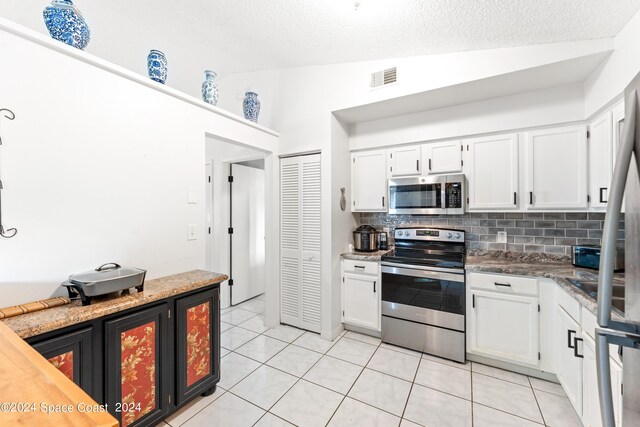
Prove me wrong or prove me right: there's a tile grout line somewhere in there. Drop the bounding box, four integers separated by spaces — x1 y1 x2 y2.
528 376 549 426
470 361 475 427
399 355 426 426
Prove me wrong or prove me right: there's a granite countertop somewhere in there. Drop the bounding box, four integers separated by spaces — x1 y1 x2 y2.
3 270 228 339
466 252 624 320
342 249 393 261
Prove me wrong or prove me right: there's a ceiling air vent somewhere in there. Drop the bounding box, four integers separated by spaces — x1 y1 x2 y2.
370 67 397 89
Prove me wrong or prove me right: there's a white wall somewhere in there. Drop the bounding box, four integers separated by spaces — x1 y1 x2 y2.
585 9 640 117
0 21 278 307
350 83 585 150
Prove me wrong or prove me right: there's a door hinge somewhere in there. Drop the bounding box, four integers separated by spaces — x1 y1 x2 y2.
228 227 234 234
342 277 344 282
587 130 590 139
461 145 463 151
208 176 211 183
228 175 234 183
467 197 469 204
390 153 393 159
168 309 171 319
353 158 355 163
538 304 541 312
587 195 591 203
390 166 393 172
353 200 355 206
229 278 234 287
169 394 171 404
467 144 469 151
622 383 624 395
461 159 464 167
472 294 475 308
538 352 541 360
208 227 211 234
342 310 345 316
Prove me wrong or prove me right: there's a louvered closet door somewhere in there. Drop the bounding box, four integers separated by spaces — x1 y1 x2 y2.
280 154 322 333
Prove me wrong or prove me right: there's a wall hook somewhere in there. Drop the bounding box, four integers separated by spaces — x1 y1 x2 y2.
0 108 15 146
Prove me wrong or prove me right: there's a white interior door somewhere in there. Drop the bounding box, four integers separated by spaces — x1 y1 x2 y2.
231 163 266 305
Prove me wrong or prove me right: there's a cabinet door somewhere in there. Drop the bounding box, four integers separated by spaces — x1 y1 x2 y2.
612 102 626 213
389 145 422 177
105 304 169 427
342 272 380 331
525 126 588 209
556 306 583 417
31 327 93 396
466 134 519 210
351 150 388 211
425 140 462 174
176 288 220 405
468 290 539 366
589 111 613 209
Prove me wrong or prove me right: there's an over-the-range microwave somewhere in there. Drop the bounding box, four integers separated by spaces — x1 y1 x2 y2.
388 173 466 215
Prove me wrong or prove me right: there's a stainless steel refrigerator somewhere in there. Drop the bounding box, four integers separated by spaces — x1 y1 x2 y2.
597 72 640 426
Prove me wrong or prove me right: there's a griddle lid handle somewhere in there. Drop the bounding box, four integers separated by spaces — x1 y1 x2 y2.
95 262 121 272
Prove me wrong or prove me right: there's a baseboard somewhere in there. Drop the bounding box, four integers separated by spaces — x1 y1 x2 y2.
343 323 381 338
466 353 559 383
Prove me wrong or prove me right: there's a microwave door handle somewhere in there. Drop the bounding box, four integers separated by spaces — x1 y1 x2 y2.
441 184 446 209
596 89 638 427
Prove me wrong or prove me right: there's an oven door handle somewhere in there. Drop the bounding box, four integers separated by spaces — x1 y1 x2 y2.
381 265 464 283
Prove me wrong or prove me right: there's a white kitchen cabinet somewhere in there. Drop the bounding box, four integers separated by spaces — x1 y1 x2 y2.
525 125 589 209
465 134 519 210
280 155 322 333
556 305 583 417
341 260 381 332
389 145 422 176
589 111 613 209
467 272 540 367
351 149 388 212
424 140 462 174
582 334 623 427
612 101 626 213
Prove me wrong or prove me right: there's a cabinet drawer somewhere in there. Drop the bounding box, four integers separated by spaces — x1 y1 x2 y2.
343 259 379 275
557 285 581 322
468 272 538 296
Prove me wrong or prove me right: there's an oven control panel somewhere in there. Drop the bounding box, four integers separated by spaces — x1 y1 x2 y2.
394 227 464 243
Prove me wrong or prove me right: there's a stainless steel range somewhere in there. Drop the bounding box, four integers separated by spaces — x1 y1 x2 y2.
381 227 466 363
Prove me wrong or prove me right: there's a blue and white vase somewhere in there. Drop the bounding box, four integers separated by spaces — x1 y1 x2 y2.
43 0 90 50
147 50 168 84
201 70 219 106
243 92 261 122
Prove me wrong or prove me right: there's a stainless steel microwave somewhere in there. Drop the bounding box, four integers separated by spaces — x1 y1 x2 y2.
388 173 465 215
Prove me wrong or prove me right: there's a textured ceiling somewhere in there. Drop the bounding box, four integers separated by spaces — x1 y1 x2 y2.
2 0 640 92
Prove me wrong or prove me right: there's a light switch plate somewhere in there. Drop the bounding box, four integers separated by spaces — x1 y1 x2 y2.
187 224 197 240
497 231 507 243
187 187 197 204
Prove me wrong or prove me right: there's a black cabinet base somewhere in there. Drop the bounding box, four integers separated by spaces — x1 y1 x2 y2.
201 385 217 397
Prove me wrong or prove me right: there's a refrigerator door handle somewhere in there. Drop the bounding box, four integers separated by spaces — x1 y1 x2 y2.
596 89 638 427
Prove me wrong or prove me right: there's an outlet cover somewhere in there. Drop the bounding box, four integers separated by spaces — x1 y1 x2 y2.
497 231 507 243
187 224 197 240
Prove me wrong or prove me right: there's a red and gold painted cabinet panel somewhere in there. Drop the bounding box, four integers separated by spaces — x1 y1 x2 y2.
31 327 93 395
105 304 169 427
176 287 220 404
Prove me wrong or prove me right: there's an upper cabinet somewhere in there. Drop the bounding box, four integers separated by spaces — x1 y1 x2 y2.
465 134 519 210
525 125 589 210
424 140 463 174
351 149 388 212
589 112 613 209
389 145 422 177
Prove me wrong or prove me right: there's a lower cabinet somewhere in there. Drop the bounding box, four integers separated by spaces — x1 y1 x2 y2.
31 326 93 395
556 306 583 417
176 287 220 404
105 304 169 427
341 260 381 332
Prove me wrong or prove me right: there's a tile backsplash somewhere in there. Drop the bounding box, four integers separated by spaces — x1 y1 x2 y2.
357 212 625 256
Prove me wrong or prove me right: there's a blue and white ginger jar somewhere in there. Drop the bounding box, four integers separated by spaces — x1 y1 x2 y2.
202 70 219 106
243 92 261 123
43 0 90 50
147 50 168 84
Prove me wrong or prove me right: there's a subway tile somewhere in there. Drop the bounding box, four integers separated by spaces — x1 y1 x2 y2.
448 219 463 226
506 236 515 243
577 238 601 245
479 220 497 227
545 246 566 254
534 221 555 228
487 213 505 219
514 236 535 244
487 243 507 251
524 245 544 253
565 213 588 220
578 220 601 229
468 213 488 219
433 218 449 226
480 235 497 242
524 228 544 236
471 227 489 234
589 229 604 238
465 219 482 226
534 237 555 245
588 213 606 220
565 229 588 238
506 244 524 252
515 220 535 228
544 213 565 220
545 229 565 237
466 233 480 242
468 241 488 250
488 227 505 235
556 221 577 229
555 238 577 246
505 228 524 236
496 220 515 227
505 213 524 219
523 212 544 219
